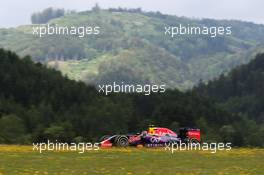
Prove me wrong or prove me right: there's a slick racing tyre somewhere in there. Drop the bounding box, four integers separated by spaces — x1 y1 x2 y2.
115 135 129 147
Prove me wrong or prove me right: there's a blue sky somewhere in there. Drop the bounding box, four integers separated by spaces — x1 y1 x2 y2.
1 0 263 27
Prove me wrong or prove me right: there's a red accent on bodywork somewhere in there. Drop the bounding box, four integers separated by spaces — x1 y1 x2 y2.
129 135 141 143
187 130 201 142
100 139 113 147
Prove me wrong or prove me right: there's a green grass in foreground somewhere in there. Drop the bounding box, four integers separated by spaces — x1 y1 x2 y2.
0 145 263 175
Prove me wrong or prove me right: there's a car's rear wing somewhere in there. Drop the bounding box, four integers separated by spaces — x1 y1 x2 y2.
179 128 201 142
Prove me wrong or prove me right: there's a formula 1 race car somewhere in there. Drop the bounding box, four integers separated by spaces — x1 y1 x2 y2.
99 126 201 147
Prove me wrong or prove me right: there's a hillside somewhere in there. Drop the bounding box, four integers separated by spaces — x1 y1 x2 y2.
0 49 226 144
194 53 264 145
1 9 264 89
195 53 264 122
0 49 264 146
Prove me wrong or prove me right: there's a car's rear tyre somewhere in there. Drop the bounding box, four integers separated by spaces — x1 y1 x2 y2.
115 135 129 147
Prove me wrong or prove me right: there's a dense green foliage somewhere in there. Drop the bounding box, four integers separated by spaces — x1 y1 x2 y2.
1 8 264 89
0 49 263 146
31 7 65 24
195 53 264 146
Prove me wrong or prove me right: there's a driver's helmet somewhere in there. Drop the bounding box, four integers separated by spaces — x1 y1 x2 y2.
141 131 148 137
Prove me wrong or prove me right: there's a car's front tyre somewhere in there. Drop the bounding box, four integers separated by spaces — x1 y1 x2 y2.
115 135 129 147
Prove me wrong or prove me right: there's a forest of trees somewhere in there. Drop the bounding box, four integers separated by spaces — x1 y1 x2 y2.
0 49 263 146
194 53 264 146
31 7 66 24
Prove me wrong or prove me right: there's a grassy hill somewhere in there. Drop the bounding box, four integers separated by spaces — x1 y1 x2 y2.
1 9 264 89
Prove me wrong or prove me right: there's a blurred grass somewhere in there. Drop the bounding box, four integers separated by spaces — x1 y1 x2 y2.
0 145 263 175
